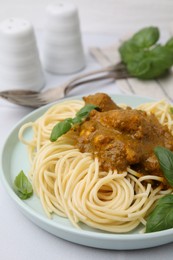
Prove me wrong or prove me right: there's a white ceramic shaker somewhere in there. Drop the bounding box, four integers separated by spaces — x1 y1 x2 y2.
0 18 45 91
43 2 85 74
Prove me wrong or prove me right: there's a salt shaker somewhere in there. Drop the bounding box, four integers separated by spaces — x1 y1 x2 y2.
43 2 85 74
0 18 45 91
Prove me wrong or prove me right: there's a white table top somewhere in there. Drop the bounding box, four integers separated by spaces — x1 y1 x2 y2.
1 32 173 260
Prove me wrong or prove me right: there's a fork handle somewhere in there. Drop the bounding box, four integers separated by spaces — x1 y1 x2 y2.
63 62 126 88
65 70 129 95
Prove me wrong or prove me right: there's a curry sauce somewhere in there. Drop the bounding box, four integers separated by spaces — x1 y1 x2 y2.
72 93 173 179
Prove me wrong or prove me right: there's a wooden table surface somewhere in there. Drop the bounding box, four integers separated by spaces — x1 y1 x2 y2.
1 1 173 259
0 0 173 34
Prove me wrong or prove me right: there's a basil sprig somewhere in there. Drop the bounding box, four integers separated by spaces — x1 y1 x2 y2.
154 146 173 187
50 104 98 142
146 194 173 233
146 146 173 232
119 26 173 79
14 170 33 200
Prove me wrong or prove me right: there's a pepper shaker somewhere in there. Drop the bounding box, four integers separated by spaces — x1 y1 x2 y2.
43 2 85 74
0 18 45 91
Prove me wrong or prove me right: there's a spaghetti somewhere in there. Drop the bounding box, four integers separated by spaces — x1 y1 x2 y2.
18 98 173 233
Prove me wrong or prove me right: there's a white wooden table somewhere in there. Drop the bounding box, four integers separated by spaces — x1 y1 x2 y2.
1 1 173 259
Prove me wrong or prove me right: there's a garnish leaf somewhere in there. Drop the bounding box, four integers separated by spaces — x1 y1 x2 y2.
170 107 173 114
71 117 82 124
119 26 173 79
14 170 33 200
146 194 173 233
76 104 98 118
127 58 150 78
156 194 173 205
165 37 173 53
119 40 140 64
50 104 98 142
131 26 159 48
50 119 72 142
154 146 173 187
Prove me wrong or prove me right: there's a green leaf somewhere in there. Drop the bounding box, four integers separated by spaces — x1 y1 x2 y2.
71 117 83 124
131 26 159 48
50 119 72 142
14 170 33 200
76 104 98 118
170 107 173 114
129 45 173 79
146 194 173 232
127 58 151 77
119 40 140 63
156 194 173 205
154 146 173 187
165 37 173 53
50 104 98 142
151 45 173 68
118 26 173 79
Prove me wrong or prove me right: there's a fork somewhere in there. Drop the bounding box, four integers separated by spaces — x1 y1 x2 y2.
0 63 129 108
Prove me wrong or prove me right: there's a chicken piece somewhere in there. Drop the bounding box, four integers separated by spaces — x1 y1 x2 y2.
83 93 120 111
90 109 172 143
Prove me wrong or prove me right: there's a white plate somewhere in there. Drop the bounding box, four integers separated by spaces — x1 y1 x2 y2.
1 94 173 250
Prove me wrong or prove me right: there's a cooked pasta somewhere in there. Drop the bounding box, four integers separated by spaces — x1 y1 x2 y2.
18 98 173 233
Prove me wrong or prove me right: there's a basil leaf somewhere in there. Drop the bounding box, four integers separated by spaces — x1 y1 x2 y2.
14 170 33 200
131 26 159 48
154 146 173 187
76 104 98 118
151 45 173 68
170 107 173 114
165 37 173 53
50 119 72 142
156 194 173 205
71 117 83 124
118 26 173 79
119 40 140 63
146 194 173 233
127 58 150 78
50 104 98 142
125 45 173 79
